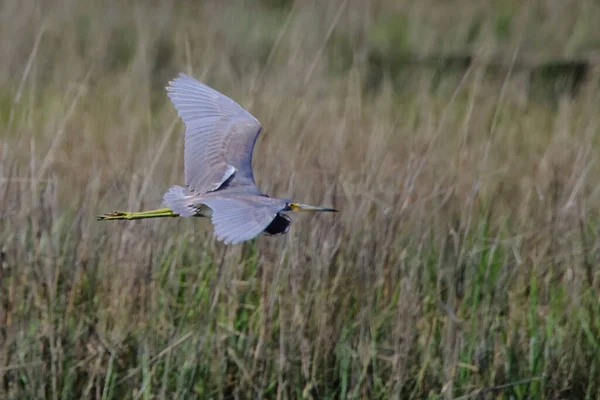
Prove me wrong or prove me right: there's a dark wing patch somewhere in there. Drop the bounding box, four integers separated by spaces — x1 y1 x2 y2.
263 213 292 236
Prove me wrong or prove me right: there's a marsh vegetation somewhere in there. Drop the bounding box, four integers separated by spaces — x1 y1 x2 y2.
2 1 600 398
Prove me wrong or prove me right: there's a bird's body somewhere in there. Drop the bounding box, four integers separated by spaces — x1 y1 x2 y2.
98 73 337 244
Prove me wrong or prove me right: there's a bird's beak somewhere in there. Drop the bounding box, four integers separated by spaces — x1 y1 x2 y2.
289 203 338 212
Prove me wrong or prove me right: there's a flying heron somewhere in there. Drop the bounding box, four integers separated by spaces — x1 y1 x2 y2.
97 73 338 244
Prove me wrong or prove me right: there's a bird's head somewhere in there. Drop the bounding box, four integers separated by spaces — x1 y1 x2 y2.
284 202 338 213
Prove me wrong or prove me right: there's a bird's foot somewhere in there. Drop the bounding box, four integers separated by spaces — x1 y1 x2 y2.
96 211 131 221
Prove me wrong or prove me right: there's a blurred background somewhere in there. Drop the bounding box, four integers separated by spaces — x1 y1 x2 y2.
2 0 600 398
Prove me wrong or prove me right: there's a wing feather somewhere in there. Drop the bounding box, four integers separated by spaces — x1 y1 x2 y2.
202 197 281 245
167 73 262 194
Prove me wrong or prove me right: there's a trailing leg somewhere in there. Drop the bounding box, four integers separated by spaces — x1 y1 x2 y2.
96 208 179 221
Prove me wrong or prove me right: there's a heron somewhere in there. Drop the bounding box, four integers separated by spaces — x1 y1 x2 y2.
97 73 338 245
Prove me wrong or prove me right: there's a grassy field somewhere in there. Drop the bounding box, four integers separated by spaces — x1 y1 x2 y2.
2 0 600 399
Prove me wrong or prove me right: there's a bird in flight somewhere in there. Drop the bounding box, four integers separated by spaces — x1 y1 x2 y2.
97 73 337 245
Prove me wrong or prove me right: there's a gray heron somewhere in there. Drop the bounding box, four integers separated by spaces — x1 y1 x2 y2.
97 73 337 245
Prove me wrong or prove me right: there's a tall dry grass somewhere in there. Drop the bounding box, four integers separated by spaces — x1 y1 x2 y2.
2 0 600 399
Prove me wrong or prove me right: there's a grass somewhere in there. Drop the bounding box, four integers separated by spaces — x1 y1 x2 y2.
2 0 600 399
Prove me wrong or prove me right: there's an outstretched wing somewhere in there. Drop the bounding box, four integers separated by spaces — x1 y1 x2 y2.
167 73 262 194
201 197 282 245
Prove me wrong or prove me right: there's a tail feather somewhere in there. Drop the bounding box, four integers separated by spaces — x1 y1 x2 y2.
163 185 197 217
